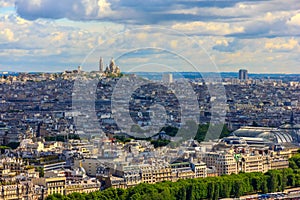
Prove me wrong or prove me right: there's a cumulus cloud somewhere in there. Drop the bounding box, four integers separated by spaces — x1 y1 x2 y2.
0 28 15 42
210 37 300 73
0 0 14 7
1 0 300 73
265 38 299 51
212 39 243 52
13 0 296 23
15 0 117 20
172 21 244 36
0 13 114 71
12 0 300 38
287 13 300 26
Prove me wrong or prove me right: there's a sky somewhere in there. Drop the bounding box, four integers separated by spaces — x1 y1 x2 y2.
0 0 300 73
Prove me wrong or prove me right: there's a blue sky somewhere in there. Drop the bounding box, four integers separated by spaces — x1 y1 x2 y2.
0 0 300 73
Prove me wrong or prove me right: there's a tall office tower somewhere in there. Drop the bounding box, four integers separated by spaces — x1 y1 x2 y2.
99 57 104 73
238 69 248 80
162 73 173 83
290 111 295 124
36 122 42 138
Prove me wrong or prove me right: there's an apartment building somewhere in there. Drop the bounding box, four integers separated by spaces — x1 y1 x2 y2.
32 176 66 196
0 182 33 200
191 162 207 178
170 162 195 181
237 153 264 173
203 152 238 176
65 180 100 195
203 149 290 176
97 161 208 189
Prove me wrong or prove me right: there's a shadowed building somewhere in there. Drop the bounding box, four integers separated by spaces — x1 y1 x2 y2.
238 69 248 80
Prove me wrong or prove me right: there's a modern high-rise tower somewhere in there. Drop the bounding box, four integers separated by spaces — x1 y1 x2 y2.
99 57 104 73
238 69 248 80
162 73 173 83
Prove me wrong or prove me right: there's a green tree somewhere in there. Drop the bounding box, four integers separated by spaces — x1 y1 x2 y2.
160 126 178 137
267 171 278 192
6 142 20 149
232 179 244 198
69 192 87 200
289 154 300 169
0 146 11 154
194 123 231 142
36 167 44 177
207 181 215 199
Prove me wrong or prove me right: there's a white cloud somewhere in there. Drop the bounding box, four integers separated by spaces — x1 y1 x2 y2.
136 32 148 41
172 21 244 35
287 13 300 26
215 39 229 46
0 28 15 42
0 0 15 7
210 37 300 73
0 0 300 73
265 38 299 51
170 40 178 49
0 14 110 71
97 0 112 16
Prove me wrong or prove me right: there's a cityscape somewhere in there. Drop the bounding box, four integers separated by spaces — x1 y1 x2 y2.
0 62 300 199
1 0 300 200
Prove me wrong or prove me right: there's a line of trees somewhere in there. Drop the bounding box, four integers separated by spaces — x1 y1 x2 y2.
289 152 300 169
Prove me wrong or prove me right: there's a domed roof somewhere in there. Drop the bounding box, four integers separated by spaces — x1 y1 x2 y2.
279 123 300 129
73 167 86 176
221 136 247 145
232 126 294 144
232 126 277 137
257 132 276 141
78 167 86 175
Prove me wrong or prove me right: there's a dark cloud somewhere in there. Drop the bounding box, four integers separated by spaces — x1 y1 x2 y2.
14 0 300 40
15 0 101 20
14 0 271 23
227 18 300 39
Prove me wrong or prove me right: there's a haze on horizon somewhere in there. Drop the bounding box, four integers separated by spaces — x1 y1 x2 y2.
0 0 300 73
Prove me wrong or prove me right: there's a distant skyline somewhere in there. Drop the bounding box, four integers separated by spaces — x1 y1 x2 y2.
0 0 300 73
